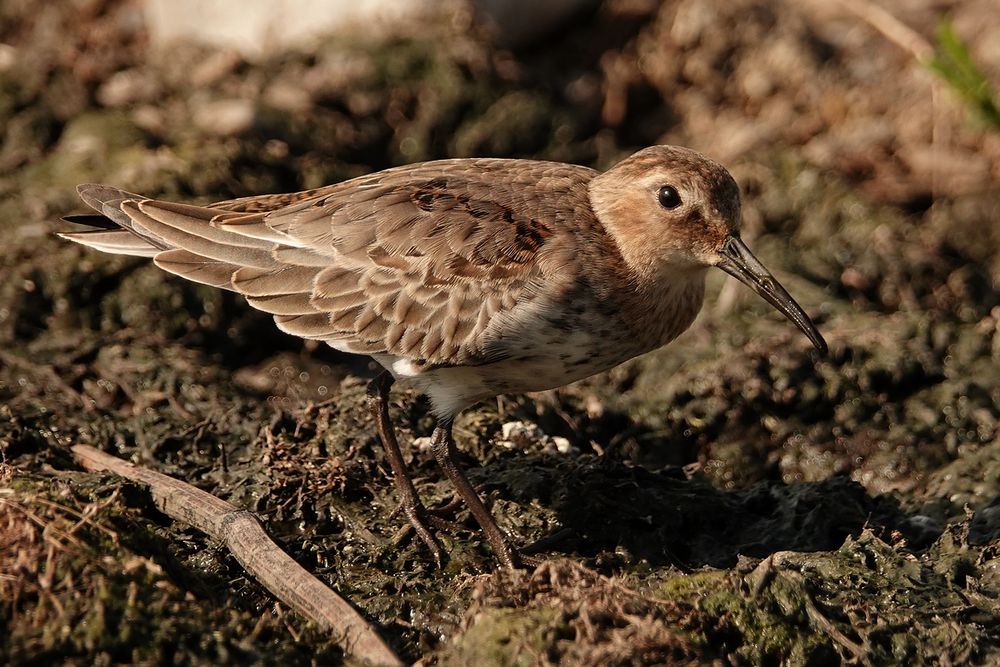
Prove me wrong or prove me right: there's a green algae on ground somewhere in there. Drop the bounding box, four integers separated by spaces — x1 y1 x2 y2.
442 560 706 666
663 570 838 665
658 530 1000 665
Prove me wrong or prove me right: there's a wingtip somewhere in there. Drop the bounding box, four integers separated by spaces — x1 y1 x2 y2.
76 183 115 211
75 183 145 212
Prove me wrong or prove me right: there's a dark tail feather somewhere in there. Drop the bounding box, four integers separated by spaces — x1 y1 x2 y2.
61 213 119 230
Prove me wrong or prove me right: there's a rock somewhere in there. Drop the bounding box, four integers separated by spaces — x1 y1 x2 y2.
191 49 244 88
144 0 436 58
0 43 16 73
193 98 256 136
97 68 159 107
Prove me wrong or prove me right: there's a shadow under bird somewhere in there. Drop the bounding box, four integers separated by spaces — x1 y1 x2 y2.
60 145 827 569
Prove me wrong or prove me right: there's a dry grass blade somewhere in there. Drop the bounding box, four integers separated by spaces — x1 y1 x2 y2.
70 444 404 667
831 0 933 61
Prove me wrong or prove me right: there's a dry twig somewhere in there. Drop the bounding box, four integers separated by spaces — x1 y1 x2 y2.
831 0 932 62
70 444 404 667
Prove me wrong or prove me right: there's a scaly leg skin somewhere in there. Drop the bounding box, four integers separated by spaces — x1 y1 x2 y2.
366 371 444 567
429 421 525 570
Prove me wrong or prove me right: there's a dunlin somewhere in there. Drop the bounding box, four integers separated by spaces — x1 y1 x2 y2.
61 145 826 568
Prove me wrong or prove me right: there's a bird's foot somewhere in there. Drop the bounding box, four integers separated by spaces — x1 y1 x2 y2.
391 499 541 570
429 487 528 569
391 500 447 568
513 550 545 569
388 493 470 534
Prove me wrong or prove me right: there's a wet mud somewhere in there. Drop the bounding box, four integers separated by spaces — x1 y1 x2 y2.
2 1 999 664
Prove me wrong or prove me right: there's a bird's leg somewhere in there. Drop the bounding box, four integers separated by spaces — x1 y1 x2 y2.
366 371 444 566
429 421 521 570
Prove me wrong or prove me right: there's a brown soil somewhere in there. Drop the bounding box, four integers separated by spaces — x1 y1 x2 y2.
2 0 999 664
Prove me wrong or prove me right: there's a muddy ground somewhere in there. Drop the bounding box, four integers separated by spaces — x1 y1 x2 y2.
2 0 1000 664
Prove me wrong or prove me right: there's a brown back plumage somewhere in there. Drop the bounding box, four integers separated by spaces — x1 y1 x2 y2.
61 159 601 366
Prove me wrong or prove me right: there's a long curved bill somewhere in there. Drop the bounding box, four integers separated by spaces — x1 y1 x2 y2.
716 235 828 354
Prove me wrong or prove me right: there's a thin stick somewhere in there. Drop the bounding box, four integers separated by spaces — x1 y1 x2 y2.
70 444 404 667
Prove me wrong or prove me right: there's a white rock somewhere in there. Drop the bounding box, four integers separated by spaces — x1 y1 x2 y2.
412 436 434 453
549 436 575 455
97 69 159 107
500 420 544 443
144 0 436 58
193 99 256 136
142 0 596 57
0 44 16 73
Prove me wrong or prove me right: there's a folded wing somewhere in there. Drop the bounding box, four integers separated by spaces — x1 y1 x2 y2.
61 160 595 367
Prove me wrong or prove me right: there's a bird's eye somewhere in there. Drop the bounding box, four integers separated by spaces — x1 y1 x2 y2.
657 185 682 209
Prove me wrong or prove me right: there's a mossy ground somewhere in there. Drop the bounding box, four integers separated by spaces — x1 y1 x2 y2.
2 1 1000 664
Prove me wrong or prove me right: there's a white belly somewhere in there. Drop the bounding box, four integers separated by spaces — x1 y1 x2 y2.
370 273 706 419
372 319 654 420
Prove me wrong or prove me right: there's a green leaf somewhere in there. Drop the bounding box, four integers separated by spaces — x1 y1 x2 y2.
927 19 1000 129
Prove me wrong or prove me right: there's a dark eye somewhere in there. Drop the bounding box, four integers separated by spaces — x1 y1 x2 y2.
658 185 682 209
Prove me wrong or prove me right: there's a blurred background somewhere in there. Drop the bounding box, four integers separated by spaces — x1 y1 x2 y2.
2 0 1000 664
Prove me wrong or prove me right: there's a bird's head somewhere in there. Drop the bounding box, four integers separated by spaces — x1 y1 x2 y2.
590 145 827 353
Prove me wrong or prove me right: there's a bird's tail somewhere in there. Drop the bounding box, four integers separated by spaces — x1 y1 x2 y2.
60 182 291 292
59 184 168 258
